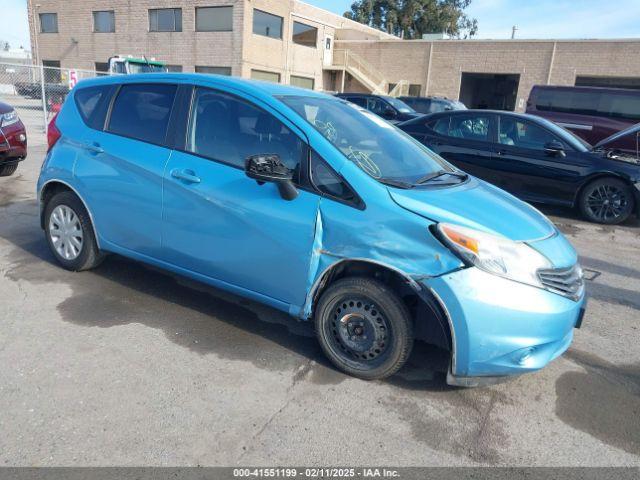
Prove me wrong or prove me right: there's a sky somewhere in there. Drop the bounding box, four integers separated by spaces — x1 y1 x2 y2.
2 0 639 51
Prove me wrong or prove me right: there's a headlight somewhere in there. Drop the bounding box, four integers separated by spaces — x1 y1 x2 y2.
0 110 19 128
437 223 552 288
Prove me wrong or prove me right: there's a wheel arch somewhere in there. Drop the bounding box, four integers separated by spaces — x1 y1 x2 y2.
573 172 636 209
39 180 101 249
306 259 454 355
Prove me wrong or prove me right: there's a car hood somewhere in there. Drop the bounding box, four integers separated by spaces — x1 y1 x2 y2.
594 122 640 149
388 177 556 242
0 101 13 115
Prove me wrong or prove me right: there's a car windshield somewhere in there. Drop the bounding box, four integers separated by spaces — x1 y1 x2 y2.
383 96 415 114
127 63 167 74
280 96 451 185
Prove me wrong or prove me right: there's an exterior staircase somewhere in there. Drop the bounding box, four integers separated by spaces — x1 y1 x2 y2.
329 49 409 97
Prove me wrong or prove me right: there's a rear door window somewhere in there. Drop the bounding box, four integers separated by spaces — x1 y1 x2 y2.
107 83 177 145
447 114 491 142
74 85 115 130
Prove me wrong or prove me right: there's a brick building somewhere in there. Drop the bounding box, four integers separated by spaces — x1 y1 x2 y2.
27 0 640 111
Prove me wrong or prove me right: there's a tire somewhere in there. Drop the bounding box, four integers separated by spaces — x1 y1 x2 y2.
0 163 18 177
315 277 413 380
44 191 104 271
578 177 635 225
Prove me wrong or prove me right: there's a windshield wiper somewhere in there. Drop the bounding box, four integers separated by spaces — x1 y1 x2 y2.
415 170 468 185
378 177 414 189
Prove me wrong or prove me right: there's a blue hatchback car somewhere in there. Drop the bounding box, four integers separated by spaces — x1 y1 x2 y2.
37 74 586 386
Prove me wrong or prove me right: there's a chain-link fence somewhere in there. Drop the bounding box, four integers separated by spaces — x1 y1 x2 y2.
0 62 103 133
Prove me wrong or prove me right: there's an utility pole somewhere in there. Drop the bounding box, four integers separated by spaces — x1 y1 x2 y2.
511 25 518 39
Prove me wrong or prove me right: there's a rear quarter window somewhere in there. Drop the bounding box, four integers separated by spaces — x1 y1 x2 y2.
74 85 116 130
107 83 177 145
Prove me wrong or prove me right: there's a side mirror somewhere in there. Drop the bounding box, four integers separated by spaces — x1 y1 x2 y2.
544 141 566 158
245 154 298 201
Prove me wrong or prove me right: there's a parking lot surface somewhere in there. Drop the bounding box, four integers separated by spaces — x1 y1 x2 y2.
0 109 639 466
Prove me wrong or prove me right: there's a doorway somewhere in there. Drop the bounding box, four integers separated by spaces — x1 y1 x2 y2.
459 73 520 111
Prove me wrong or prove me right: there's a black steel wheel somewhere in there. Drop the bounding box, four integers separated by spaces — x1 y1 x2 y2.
315 277 413 380
579 178 634 225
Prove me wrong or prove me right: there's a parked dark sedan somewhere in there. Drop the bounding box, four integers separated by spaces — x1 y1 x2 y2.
0 100 27 177
399 96 466 114
335 93 421 124
399 110 640 224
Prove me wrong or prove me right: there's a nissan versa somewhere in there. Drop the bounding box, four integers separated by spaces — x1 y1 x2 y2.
37 74 586 386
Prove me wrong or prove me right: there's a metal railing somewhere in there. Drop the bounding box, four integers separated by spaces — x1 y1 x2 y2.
332 49 388 95
0 62 103 132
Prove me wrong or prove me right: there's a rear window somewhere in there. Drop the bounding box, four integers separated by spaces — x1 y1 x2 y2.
534 88 640 121
107 83 177 145
74 85 115 130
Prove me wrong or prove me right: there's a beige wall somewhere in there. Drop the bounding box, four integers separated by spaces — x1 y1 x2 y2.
337 39 640 111
27 0 389 90
28 0 246 74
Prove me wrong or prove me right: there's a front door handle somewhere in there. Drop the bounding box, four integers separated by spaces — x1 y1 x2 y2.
171 168 201 184
496 149 507 156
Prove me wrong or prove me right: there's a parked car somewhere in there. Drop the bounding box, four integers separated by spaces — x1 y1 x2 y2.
335 93 421 124
399 110 640 224
526 85 640 151
14 82 69 101
0 101 27 177
399 96 466 114
38 74 586 386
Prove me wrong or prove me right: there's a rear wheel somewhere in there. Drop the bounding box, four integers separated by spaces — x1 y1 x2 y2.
578 177 634 224
315 277 413 380
44 191 104 271
0 163 18 177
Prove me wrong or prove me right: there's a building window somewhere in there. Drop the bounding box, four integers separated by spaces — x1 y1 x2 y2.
408 84 422 96
149 8 182 32
95 62 109 74
42 60 61 83
166 65 183 72
195 66 232 76
196 6 233 32
39 13 58 33
251 69 280 83
290 75 314 90
292 21 317 47
93 10 115 33
253 9 282 39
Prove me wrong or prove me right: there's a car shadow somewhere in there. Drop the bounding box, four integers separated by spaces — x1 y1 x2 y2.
0 199 453 391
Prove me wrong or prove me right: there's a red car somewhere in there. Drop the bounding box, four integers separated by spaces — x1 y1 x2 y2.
0 100 27 176
526 85 640 155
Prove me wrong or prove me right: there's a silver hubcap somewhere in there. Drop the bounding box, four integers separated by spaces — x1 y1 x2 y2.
49 205 83 261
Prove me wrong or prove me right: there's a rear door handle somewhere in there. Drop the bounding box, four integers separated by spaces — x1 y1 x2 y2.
171 168 201 184
496 149 507 156
82 142 104 154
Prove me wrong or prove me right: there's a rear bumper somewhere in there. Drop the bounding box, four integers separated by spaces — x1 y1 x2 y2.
422 267 585 384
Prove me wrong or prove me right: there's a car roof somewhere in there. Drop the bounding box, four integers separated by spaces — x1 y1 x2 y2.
72 73 332 100
531 84 640 94
400 109 556 127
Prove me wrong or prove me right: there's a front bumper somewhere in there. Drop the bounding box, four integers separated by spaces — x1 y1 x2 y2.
0 120 27 163
423 266 585 385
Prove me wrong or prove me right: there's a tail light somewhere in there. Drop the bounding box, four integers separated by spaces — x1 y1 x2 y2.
47 112 61 152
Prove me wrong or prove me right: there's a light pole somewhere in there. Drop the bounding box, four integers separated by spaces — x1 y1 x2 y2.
28 0 48 132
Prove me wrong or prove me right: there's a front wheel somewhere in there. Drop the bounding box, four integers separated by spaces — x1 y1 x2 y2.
578 178 635 225
315 277 413 380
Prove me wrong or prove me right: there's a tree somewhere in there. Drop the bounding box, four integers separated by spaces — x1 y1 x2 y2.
344 0 478 39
